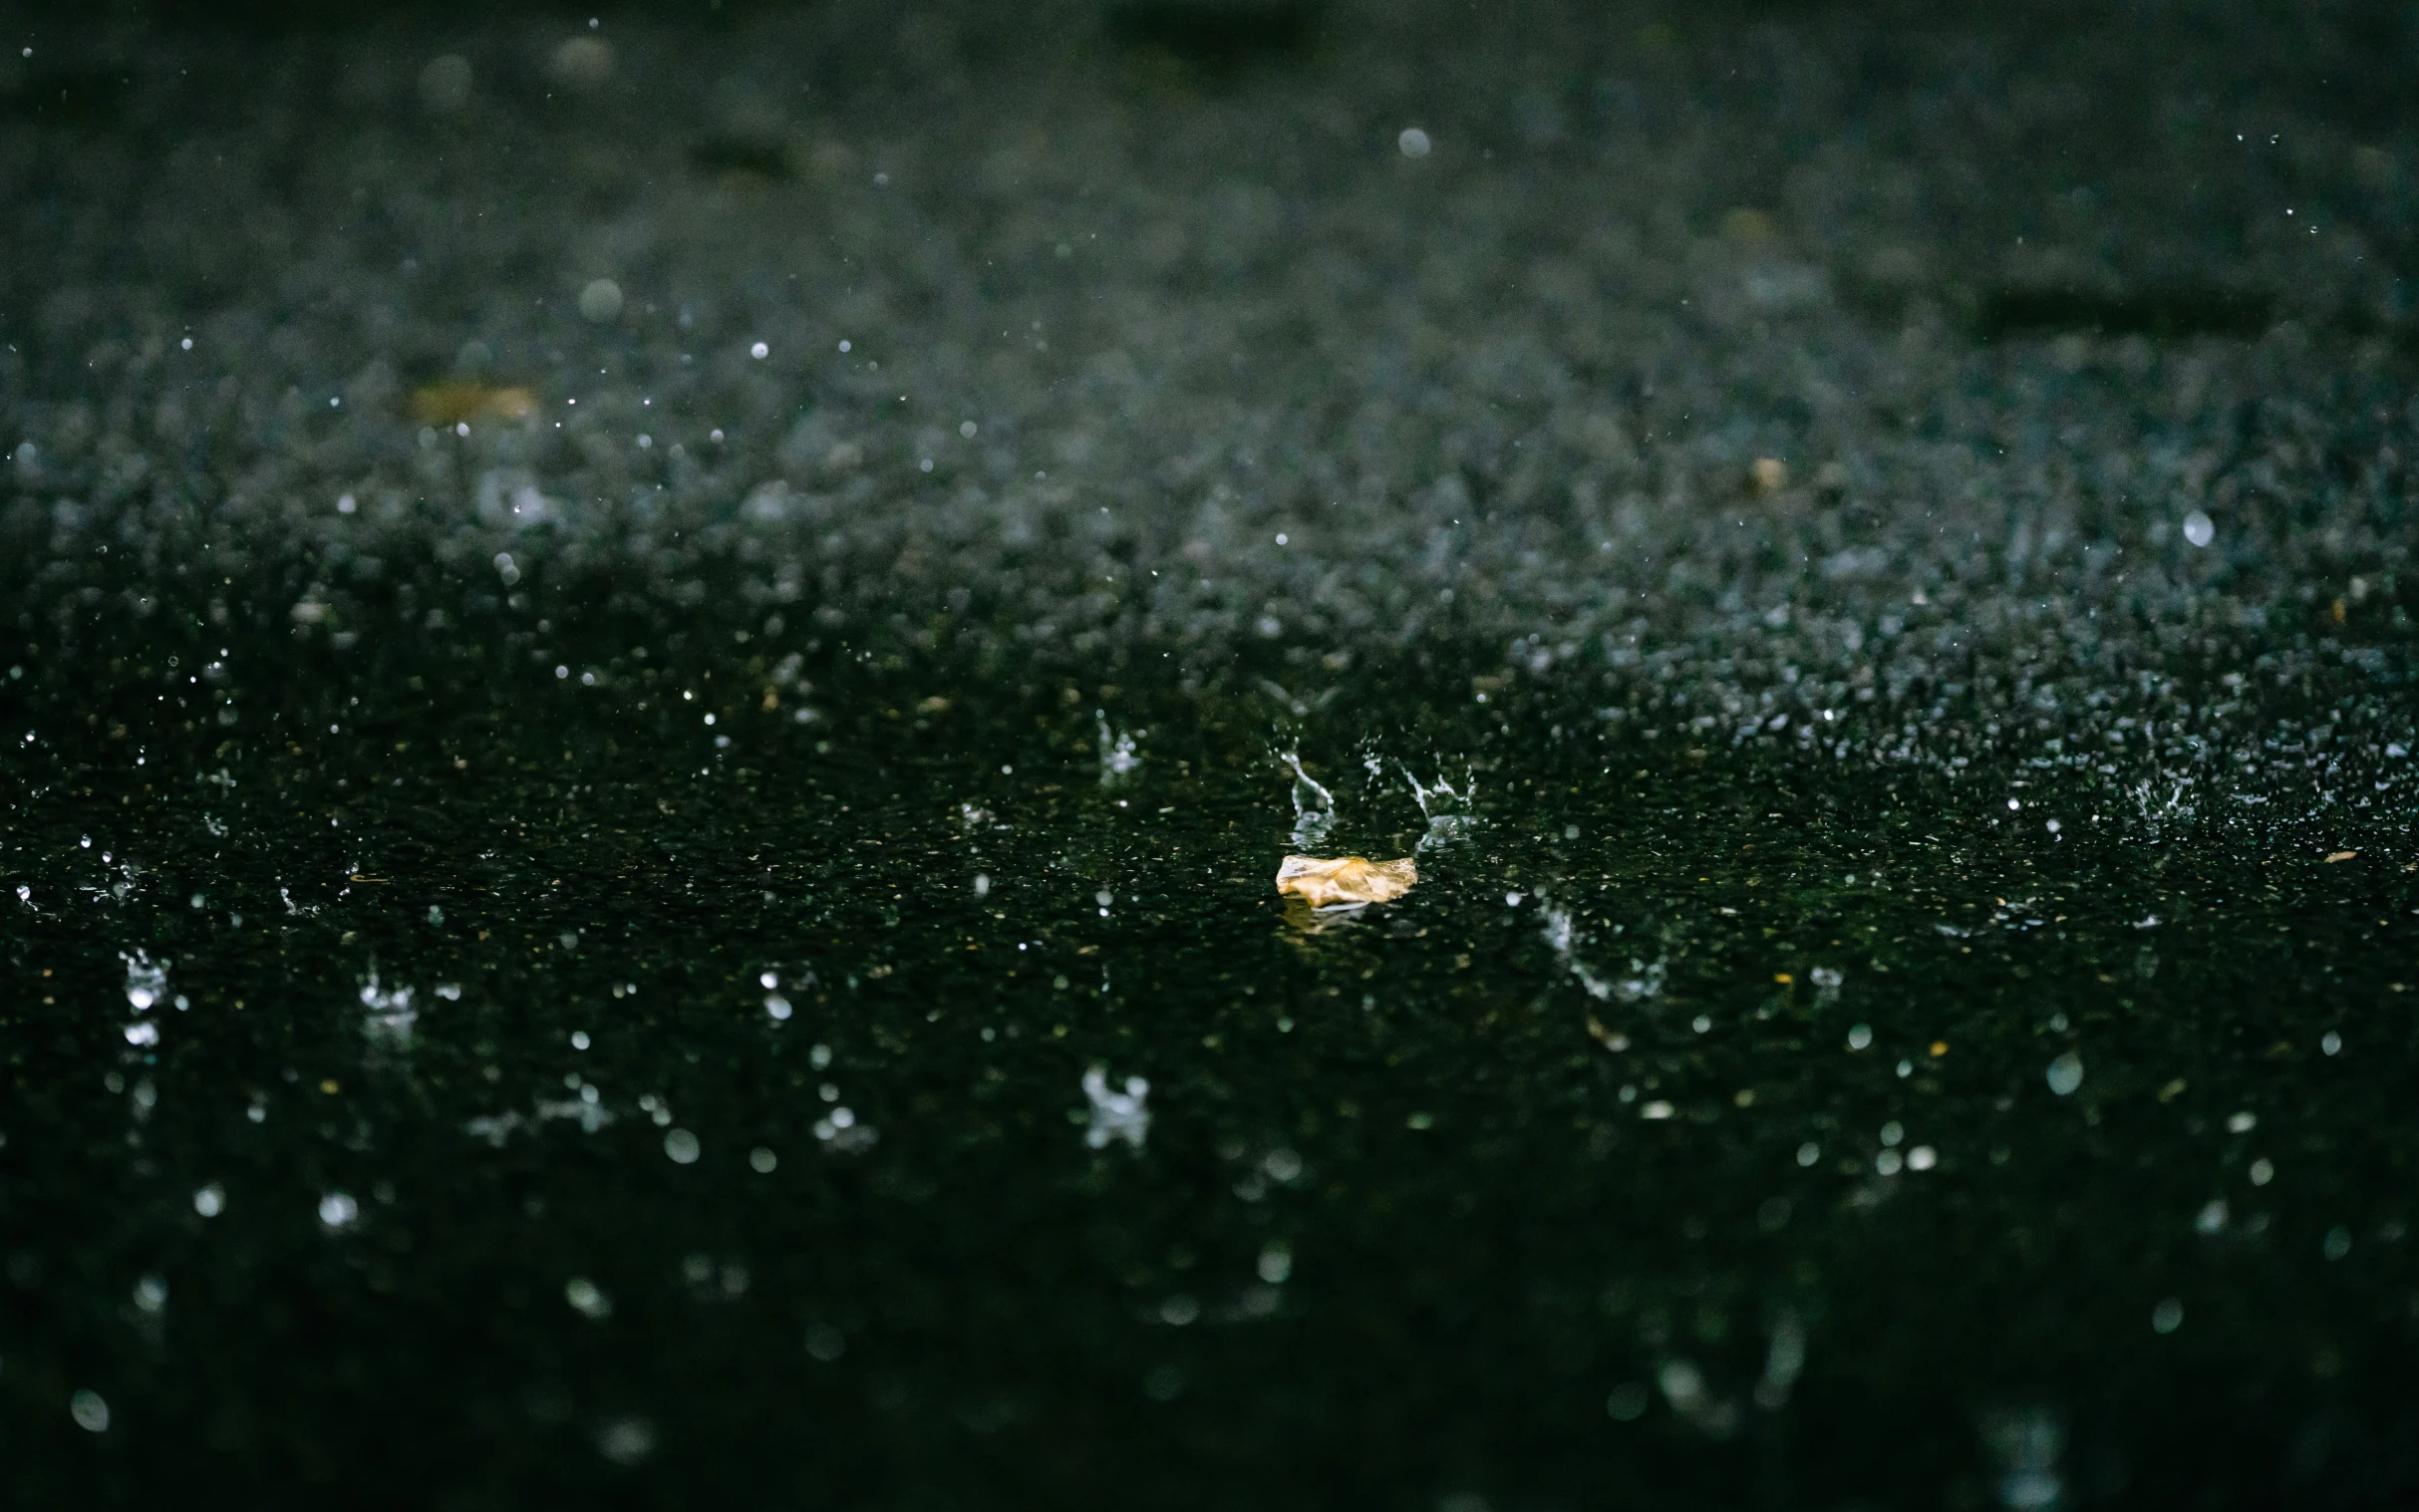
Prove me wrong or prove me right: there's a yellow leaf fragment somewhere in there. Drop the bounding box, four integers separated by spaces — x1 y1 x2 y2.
409 382 536 426
2323 850 2356 863
1275 854 1417 908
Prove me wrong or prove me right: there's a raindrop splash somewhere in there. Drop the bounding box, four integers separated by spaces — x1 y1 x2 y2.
359 970 418 1051
122 951 167 1012
1097 713 1141 784
1279 748 1335 847
1082 1064 1151 1150
1402 762 1480 849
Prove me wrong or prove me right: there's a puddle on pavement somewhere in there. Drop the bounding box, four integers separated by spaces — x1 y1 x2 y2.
2 553 2411 1507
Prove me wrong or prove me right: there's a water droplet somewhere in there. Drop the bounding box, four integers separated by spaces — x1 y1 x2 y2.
70 1389 110 1432
565 1277 613 1319
594 1416 655 1465
578 278 624 323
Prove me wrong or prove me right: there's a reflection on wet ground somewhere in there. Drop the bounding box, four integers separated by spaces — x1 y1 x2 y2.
2 567 2413 1504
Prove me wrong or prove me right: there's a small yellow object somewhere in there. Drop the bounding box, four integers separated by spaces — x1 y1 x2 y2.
1275 854 1417 908
1773 972 1794 985
1930 1041 1949 1058
1750 456 1789 492
409 382 535 426
2324 850 2357 863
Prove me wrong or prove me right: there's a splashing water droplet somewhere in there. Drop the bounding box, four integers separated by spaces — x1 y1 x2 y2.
2046 1053 2085 1096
